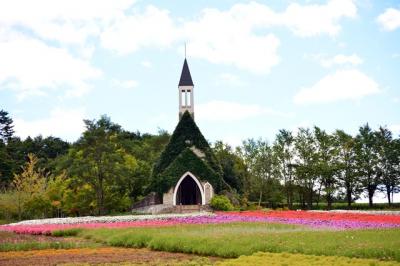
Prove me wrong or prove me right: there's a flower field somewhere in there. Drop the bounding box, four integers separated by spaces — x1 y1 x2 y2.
1 210 400 235
1 210 400 265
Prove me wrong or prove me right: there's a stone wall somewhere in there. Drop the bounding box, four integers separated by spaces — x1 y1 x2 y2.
163 187 174 205
131 192 161 209
203 182 213 204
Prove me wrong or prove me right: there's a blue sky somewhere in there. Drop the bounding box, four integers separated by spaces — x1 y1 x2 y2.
0 0 399 147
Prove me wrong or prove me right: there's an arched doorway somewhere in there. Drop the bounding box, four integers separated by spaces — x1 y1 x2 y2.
173 172 205 205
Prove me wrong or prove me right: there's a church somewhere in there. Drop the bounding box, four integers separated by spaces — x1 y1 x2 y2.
132 58 223 213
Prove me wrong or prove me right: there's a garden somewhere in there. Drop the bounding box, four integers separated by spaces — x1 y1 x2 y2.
1 210 400 265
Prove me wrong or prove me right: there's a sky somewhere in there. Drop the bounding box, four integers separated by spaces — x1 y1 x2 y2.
0 0 400 147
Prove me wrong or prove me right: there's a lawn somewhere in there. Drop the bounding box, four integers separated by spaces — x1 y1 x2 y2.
78 222 400 261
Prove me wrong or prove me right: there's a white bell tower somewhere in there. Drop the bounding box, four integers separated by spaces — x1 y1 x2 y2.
178 58 194 119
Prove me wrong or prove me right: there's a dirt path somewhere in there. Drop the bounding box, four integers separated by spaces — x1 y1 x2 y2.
0 247 220 265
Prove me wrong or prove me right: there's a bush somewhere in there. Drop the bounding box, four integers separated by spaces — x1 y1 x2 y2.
210 195 234 211
52 228 83 237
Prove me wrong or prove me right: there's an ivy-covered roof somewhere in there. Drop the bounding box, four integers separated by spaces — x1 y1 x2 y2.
151 111 222 193
152 148 221 194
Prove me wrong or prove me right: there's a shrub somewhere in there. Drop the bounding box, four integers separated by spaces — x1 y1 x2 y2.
52 228 83 237
210 195 234 211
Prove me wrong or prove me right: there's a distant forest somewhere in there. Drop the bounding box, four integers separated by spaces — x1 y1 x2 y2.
0 109 399 220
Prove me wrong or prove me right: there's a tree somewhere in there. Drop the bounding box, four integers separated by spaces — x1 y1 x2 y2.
273 129 295 208
314 127 338 209
334 130 360 206
355 124 380 207
12 154 48 220
239 139 282 207
294 128 318 209
62 116 136 215
213 141 247 194
375 127 400 206
0 140 13 187
0 110 14 142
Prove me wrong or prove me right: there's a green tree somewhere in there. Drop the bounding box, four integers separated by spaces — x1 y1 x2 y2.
0 110 15 187
62 116 137 215
314 127 338 209
294 128 318 209
334 130 360 206
0 109 14 142
355 124 380 207
273 129 295 208
45 171 69 217
213 141 247 194
375 127 399 206
0 140 13 187
239 139 281 207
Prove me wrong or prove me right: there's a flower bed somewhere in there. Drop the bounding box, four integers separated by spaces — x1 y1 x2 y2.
8 212 214 225
1 210 400 235
222 210 400 229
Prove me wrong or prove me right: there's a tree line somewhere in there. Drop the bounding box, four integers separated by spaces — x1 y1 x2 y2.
0 109 399 220
229 126 399 209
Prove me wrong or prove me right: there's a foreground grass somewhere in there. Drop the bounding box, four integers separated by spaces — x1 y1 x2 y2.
0 230 101 252
218 252 400 266
0 241 101 252
77 222 400 261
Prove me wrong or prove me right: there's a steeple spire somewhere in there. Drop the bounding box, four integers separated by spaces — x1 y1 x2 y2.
178 57 194 119
178 59 194 86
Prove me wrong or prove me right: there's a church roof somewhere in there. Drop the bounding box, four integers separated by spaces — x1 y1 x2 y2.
151 111 223 193
178 59 194 86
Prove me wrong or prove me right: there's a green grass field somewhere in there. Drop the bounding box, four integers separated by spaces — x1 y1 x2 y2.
0 241 101 252
74 223 400 261
218 252 400 266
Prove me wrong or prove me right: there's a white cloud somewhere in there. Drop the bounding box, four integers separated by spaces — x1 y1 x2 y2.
294 69 381 104
0 0 360 98
196 100 288 122
389 125 400 136
218 73 245 87
112 79 138 89
318 54 363 68
0 0 136 45
0 34 101 100
183 0 356 73
101 6 178 54
377 8 400 31
223 136 244 148
183 5 280 74
98 0 356 74
0 0 133 99
141 61 152 68
14 108 86 142
280 0 357 37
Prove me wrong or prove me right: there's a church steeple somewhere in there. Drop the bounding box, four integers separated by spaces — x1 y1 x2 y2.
178 59 194 86
178 58 194 119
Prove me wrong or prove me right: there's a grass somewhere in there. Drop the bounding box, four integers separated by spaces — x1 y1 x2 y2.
0 241 101 252
0 219 14 225
217 252 400 266
0 230 102 252
75 222 400 261
52 228 83 237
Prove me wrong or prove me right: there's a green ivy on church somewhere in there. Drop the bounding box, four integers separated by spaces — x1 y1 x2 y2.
151 111 223 194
